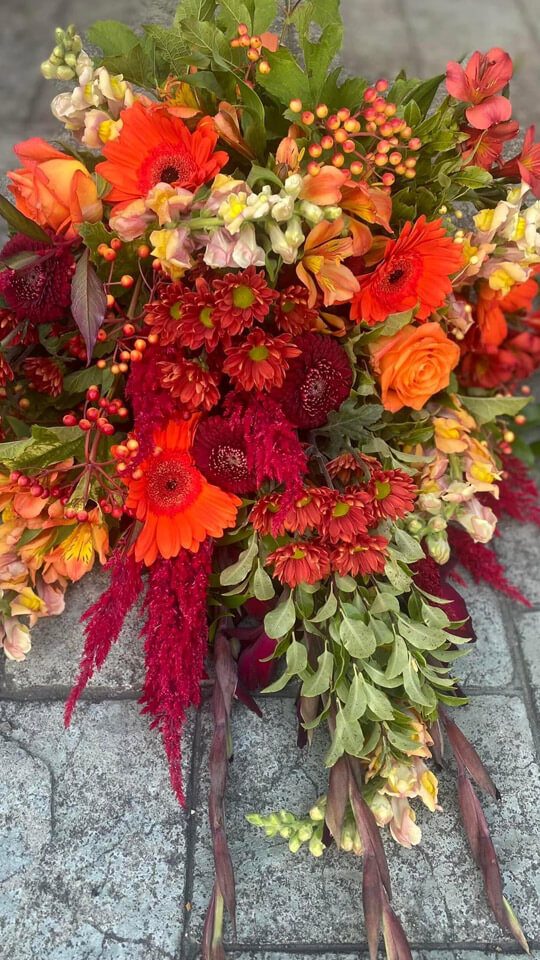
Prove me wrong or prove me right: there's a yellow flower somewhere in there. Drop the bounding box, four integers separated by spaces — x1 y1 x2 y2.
44 509 109 582
418 769 440 812
10 586 47 624
488 262 528 295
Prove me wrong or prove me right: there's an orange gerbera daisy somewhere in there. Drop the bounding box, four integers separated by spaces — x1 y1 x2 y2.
96 102 228 212
125 419 241 565
351 216 464 325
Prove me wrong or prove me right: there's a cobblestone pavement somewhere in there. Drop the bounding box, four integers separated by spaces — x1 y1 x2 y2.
1 2 540 959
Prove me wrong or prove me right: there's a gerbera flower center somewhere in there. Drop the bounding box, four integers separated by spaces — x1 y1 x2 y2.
138 144 199 193
381 256 419 292
233 285 256 309
145 451 202 516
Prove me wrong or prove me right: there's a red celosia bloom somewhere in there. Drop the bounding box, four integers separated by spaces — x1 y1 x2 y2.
213 266 278 335
320 488 372 542
125 419 241 565
159 356 221 411
250 493 284 536
144 282 185 346
330 534 389 578
176 277 224 352
351 217 464 325
66 551 144 725
140 545 213 804
446 48 513 129
448 525 530 606
273 284 320 335
460 121 519 170
126 345 179 461
0 234 74 324
483 454 540 528
223 329 300 391
96 102 228 210
23 356 63 396
266 540 331 587
193 415 256 494
273 332 352 428
367 470 417 521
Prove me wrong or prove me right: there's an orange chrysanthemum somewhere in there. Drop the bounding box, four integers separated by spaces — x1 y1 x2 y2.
351 216 464 325
125 419 241 565
266 540 331 588
223 330 300 392
96 102 228 211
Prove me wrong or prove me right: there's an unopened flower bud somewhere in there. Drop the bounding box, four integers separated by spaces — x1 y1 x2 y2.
297 824 313 842
426 531 450 565
309 834 325 857
288 833 302 853
309 800 326 821
299 200 324 224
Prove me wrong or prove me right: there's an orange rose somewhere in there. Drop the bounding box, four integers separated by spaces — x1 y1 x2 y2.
7 138 102 239
370 322 460 412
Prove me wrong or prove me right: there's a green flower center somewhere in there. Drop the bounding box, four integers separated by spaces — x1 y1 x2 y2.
199 306 214 328
375 480 391 500
233 285 256 309
281 300 295 313
169 301 182 319
248 345 269 362
333 501 351 518
292 547 306 560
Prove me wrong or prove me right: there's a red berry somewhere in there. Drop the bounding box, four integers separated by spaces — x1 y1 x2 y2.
10 471 21 481
30 484 43 497
99 397 109 408
63 414 77 426
117 407 129 418
111 506 123 519
86 407 100 422
87 386 100 401
111 238 123 251
78 419 92 431
102 423 115 436
77 509 88 523
64 507 76 519
102 502 112 514
51 486 61 498
17 475 30 487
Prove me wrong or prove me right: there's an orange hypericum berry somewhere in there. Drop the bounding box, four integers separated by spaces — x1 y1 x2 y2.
123 322 135 336
238 22 249 35
382 172 395 185
239 35 251 48
350 160 363 175
111 363 120 375
289 98 303 112
247 48 260 61
344 118 360 133
342 139 356 153
395 163 406 175
134 338 146 351
96 328 107 342
404 168 416 179
374 154 387 167
400 125 413 138
103 248 117 262
258 60 271 74
320 135 334 150
119 362 129 372
376 78 389 91
384 103 397 117
408 137 422 150
389 151 402 165
250 35 262 48
337 107 350 121
327 115 340 131
315 103 328 118
110 238 123 251
97 243 108 256
106 294 115 308
307 161 321 176
302 110 315 125
334 128 347 144
364 87 377 102
137 244 150 258
308 143 323 157
120 350 131 362
377 139 391 153
332 153 345 167
121 274 134 288
147 332 159 345
230 37 241 47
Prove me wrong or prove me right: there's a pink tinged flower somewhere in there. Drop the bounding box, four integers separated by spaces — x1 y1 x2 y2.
109 198 155 241
389 797 422 848
458 497 498 542
465 96 512 130
36 578 66 616
203 223 265 269
2 617 31 661
517 125 540 198
446 48 513 104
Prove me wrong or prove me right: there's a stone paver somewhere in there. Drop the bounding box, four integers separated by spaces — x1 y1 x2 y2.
3 570 145 695
186 695 540 950
0 700 191 960
1 2 540 960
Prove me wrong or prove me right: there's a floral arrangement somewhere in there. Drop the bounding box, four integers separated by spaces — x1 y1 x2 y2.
1 3 540 956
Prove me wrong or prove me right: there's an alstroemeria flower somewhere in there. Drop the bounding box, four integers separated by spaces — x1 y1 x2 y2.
296 217 359 306
446 47 513 130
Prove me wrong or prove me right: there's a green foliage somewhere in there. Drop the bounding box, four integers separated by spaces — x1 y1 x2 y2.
0 425 84 471
457 393 530 425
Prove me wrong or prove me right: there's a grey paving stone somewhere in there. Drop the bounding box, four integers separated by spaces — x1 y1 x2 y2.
515 609 540 713
227 955 526 960
494 519 540 606
3 568 145 695
187 695 540 950
452 577 514 688
0 699 190 960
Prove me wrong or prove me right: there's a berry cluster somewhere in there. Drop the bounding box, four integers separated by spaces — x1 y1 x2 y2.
63 384 128 435
229 22 271 76
290 79 421 185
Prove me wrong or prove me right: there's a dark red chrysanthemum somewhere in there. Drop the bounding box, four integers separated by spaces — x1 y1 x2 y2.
0 234 74 324
273 332 353 428
23 356 63 396
367 469 417 521
213 266 278 335
144 282 185 346
193 415 256 493
175 277 225 352
274 284 320 334
329 534 389 577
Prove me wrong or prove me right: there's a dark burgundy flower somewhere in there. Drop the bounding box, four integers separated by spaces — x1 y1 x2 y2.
273 332 352 428
193 415 256 494
0 234 74 323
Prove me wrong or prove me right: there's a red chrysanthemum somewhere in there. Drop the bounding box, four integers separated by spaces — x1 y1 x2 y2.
350 216 464 325
274 284 320 334
193 415 256 494
274 332 353 428
96 102 228 210
330 534 389 577
266 540 331 587
320 488 372 542
0 350 14 386
23 356 63 397
213 266 278 336
0 234 74 324
159 356 221 411
327 452 377 485
175 277 224 352
250 493 284 536
367 470 417 521
144 282 185 346
223 329 300 392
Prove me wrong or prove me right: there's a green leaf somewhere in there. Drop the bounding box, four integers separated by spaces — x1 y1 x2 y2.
253 560 275 601
339 611 376 659
301 649 333 697
62 364 113 397
335 708 365 757
309 589 337 623
293 0 343 103
356 308 414 343
393 527 425 562
456 393 530 425
252 0 277 33
342 670 367 721
385 634 408 680
403 657 437 709
398 615 448 651
87 20 140 58
320 396 384 439
220 533 258 585
402 74 445 113
286 638 308 674
364 682 394 721
143 24 194 73
264 589 296 639
70 249 107 363
453 166 493 190
257 46 311 108
370 592 400 615
0 195 53 245
384 551 412 593
174 0 216 24
0 425 83 471
217 0 252 31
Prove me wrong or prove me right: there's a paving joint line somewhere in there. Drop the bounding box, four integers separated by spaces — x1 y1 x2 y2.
180 708 204 960
204 938 540 954
499 596 540 763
